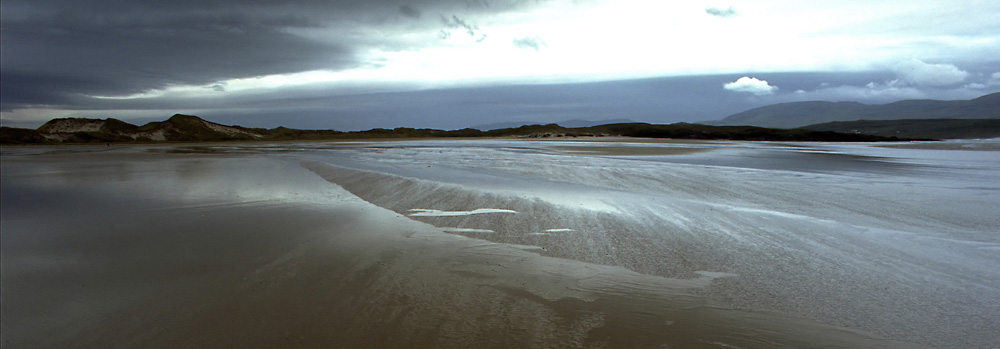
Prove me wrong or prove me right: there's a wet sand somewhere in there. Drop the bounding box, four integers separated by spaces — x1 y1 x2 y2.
3 140 998 348
546 145 708 156
877 139 1000 151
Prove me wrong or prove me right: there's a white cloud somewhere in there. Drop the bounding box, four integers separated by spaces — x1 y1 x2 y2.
271 2 1000 89
893 59 968 86
965 72 1000 89
773 83 925 105
825 83 925 101
723 77 778 95
780 77 999 105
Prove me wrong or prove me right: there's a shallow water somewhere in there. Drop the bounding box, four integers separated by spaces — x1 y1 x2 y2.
2 139 998 348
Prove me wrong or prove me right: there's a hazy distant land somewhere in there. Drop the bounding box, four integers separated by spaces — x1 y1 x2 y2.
5 93 999 145
0 114 934 145
711 92 1000 129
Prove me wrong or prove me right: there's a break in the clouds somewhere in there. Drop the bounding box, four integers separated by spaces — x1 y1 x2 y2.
724 77 777 95
2 0 1000 129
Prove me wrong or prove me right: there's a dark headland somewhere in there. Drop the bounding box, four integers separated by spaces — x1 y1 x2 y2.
8 92 1000 144
1 114 936 145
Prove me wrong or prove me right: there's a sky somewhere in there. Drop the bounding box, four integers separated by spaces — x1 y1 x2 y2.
2 0 999 130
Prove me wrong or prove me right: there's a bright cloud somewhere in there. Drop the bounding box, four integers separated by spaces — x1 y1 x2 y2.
893 59 968 87
781 80 998 105
724 77 778 95
965 72 1000 89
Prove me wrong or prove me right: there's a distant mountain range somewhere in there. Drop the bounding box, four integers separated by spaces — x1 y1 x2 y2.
712 92 1000 129
5 92 999 144
1 114 917 144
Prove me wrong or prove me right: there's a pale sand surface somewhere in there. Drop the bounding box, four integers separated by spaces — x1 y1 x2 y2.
877 139 1000 151
546 145 708 156
3 140 998 348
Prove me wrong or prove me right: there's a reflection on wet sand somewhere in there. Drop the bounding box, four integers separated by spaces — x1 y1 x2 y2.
4 139 997 348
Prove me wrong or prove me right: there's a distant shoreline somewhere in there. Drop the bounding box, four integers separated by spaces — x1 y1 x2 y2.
1 114 936 145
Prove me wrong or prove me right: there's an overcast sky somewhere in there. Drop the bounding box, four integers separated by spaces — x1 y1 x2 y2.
2 0 999 130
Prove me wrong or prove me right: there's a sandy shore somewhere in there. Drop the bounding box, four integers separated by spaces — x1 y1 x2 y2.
4 140 997 348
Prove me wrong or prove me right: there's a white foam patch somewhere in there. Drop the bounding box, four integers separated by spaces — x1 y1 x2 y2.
439 227 495 233
408 208 518 217
544 228 575 232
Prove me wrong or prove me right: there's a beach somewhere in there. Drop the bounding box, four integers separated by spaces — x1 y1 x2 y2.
2 139 998 348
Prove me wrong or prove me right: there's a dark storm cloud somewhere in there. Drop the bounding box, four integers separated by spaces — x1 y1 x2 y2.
2 1 348 110
0 0 541 111
399 4 423 19
1 17 350 106
706 6 737 17
441 14 483 37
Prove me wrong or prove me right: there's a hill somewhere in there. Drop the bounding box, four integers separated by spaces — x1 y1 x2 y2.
801 118 1000 139
0 114 926 145
8 114 266 144
712 92 1000 128
472 119 636 131
570 123 910 142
